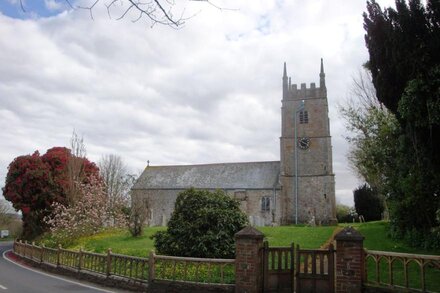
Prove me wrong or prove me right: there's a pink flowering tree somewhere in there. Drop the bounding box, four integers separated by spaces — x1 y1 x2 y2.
44 175 127 246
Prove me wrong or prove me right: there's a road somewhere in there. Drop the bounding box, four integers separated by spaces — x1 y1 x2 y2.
0 241 127 293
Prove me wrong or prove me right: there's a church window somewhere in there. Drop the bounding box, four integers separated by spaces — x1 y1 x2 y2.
261 196 270 212
299 110 309 124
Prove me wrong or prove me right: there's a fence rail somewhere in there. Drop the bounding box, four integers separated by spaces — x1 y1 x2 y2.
150 252 235 284
13 240 235 287
111 252 149 281
365 249 440 292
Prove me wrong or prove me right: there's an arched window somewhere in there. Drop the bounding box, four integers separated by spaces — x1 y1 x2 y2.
261 196 270 212
299 110 309 124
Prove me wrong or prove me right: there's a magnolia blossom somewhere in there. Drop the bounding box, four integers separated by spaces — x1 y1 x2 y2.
44 175 128 240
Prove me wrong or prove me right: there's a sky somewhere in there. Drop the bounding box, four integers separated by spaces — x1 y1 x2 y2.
0 0 396 207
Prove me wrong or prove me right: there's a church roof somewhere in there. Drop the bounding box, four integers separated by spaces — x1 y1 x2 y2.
132 161 281 190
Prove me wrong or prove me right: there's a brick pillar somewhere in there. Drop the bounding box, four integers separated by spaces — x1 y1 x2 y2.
334 226 365 293
235 226 264 293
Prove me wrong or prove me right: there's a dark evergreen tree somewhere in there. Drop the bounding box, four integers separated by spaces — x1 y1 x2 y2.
363 0 440 247
354 184 384 222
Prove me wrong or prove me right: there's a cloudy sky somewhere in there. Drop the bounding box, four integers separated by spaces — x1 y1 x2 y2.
0 0 396 207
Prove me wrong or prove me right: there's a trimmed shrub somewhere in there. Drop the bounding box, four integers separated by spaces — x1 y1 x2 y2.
152 188 248 258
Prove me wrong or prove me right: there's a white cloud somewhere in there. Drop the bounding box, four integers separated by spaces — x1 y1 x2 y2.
44 0 65 11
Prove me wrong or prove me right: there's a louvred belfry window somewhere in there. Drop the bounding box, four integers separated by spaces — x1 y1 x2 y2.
299 110 309 124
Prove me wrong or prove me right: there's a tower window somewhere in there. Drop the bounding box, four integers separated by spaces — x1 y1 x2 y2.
299 111 309 124
261 196 270 212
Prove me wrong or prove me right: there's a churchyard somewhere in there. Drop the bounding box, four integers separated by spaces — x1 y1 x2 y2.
31 221 439 292
49 221 438 257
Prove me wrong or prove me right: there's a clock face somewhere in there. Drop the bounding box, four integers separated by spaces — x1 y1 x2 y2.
298 137 311 150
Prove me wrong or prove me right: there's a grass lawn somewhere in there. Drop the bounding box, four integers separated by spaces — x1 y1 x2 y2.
346 221 440 255
68 227 165 257
63 221 439 256
66 225 337 257
258 225 336 248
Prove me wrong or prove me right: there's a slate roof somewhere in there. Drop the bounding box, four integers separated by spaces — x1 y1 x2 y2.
132 161 281 190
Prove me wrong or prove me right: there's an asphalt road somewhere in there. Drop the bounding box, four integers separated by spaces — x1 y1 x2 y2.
0 241 127 293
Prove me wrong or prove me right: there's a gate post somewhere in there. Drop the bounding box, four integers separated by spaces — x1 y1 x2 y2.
235 226 264 293
334 226 365 293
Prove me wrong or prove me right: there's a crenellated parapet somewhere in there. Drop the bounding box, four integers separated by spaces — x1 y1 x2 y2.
282 58 327 101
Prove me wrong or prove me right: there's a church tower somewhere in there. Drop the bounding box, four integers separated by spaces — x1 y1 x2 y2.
279 59 337 225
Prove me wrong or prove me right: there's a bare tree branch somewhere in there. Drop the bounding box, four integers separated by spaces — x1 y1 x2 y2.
64 0 75 9
190 0 237 12
78 0 100 20
116 3 136 20
81 0 231 28
20 0 26 12
17 0 232 29
105 0 120 19
152 0 179 26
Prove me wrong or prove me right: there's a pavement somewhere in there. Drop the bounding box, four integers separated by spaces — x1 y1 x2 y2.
0 241 131 293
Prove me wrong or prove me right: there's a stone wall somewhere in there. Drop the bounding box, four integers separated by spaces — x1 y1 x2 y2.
279 174 336 224
132 188 281 227
148 280 234 293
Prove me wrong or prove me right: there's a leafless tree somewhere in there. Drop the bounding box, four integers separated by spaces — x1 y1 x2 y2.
129 195 150 237
339 68 391 218
98 154 131 200
19 0 230 28
0 200 13 228
67 130 88 204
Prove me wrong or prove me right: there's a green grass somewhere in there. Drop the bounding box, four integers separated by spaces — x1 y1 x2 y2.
258 225 336 248
65 225 337 256
344 221 440 255
68 227 165 257
62 222 439 256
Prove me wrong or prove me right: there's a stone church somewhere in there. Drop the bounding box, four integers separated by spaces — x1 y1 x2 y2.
131 60 337 226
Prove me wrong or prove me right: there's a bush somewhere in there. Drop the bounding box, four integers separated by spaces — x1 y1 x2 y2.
152 188 248 258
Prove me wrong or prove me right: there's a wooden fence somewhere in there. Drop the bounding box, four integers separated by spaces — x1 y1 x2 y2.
14 240 149 282
13 240 234 288
149 252 235 285
365 249 440 292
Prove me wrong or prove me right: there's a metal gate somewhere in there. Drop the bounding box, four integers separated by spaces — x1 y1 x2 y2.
262 242 334 293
